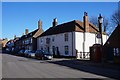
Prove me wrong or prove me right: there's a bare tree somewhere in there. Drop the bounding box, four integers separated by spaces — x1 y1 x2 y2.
89 16 109 33
111 10 120 25
89 16 98 27
103 17 109 32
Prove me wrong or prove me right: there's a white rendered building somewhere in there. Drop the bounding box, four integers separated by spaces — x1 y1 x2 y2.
37 12 108 59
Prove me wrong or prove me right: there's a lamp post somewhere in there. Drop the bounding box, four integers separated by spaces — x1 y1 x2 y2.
98 14 103 46
98 14 104 63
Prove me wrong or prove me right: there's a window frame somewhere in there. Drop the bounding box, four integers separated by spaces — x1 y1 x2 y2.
64 45 69 55
64 33 68 41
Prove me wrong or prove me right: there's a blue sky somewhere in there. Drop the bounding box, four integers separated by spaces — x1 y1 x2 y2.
2 2 118 39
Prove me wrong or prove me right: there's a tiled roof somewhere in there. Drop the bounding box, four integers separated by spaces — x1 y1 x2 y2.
38 20 100 37
21 29 38 39
27 29 38 37
33 28 44 38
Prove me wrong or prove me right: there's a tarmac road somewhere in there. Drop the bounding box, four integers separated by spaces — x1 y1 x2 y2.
1 53 119 79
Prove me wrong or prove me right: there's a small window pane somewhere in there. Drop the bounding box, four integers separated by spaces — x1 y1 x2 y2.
64 33 68 41
65 46 69 55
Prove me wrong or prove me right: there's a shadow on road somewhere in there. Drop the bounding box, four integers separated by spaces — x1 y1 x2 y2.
48 59 120 79
2 53 120 79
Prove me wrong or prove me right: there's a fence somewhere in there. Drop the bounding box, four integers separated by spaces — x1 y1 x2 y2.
77 52 90 60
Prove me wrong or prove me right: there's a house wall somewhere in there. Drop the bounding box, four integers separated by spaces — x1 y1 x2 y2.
37 32 75 57
24 37 33 50
75 32 108 53
75 32 96 53
32 38 37 51
37 32 108 57
103 34 109 45
74 32 83 53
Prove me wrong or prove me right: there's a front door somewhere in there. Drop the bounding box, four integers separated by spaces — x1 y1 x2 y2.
56 47 60 57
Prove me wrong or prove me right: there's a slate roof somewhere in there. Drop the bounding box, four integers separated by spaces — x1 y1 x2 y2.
21 29 38 40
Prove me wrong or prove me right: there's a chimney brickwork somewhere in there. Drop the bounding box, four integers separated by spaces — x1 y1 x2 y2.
25 29 29 35
83 12 89 32
38 20 42 29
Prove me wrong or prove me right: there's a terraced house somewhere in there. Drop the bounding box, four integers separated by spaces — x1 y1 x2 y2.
15 20 44 51
37 12 108 59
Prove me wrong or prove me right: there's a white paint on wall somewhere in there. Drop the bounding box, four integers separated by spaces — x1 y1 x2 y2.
74 32 83 52
75 32 108 59
102 34 109 45
37 31 108 57
37 32 74 56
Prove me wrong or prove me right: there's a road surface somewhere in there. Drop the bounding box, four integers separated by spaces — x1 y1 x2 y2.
1 53 119 79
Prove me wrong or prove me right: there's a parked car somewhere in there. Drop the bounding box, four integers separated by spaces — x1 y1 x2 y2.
35 50 53 60
11 48 19 55
5 48 11 54
24 50 30 57
17 49 25 56
28 51 36 58
24 50 35 58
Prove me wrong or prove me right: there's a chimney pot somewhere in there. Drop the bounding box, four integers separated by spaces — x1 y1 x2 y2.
84 12 88 16
14 35 16 39
53 18 58 27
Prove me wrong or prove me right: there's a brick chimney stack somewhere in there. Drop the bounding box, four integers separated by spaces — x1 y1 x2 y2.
25 29 29 35
38 20 42 29
83 12 89 32
53 18 58 27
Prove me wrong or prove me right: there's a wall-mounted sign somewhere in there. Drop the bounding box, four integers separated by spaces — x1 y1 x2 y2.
96 33 101 38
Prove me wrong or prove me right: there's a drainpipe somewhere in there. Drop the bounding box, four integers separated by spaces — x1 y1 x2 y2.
72 32 74 58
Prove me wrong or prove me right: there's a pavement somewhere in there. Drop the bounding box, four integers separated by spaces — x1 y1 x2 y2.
67 59 120 70
1 53 120 80
49 57 120 71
